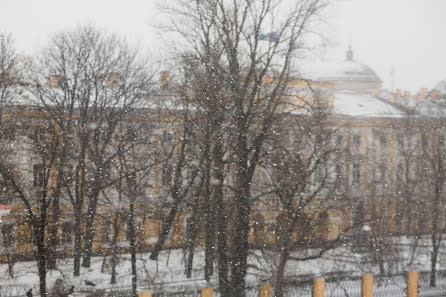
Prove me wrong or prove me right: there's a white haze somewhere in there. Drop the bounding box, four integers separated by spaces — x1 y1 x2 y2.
0 0 445 92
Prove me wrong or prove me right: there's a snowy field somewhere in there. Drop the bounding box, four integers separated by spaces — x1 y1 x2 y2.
1 237 446 297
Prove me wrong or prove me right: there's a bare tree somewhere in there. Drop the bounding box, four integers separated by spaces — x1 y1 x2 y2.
117 119 158 297
0 33 56 296
0 33 25 123
0 115 60 297
418 121 446 287
149 76 207 262
157 1 329 295
257 92 345 297
27 25 156 276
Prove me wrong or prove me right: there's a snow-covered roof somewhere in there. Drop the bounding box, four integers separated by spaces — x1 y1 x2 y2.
333 92 404 118
376 90 446 118
403 98 446 118
302 60 381 83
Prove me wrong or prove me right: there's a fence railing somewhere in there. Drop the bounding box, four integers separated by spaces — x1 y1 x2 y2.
136 271 446 297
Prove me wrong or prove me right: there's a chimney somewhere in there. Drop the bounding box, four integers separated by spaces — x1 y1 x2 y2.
416 88 428 100
47 75 61 87
159 71 171 88
404 90 411 99
390 94 396 103
106 73 120 87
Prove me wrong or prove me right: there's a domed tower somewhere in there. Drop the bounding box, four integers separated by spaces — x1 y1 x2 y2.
316 46 382 93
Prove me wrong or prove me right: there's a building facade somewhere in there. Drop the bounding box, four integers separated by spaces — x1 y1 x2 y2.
0 47 445 262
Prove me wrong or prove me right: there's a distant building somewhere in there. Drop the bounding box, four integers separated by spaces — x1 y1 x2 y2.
0 46 445 261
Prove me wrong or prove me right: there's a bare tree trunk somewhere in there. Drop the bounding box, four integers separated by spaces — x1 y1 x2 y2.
186 206 200 279
203 131 215 281
430 182 441 287
431 234 439 287
37 253 47 297
5 248 14 278
150 204 179 260
73 202 83 276
73 123 88 276
36 212 48 297
82 187 101 268
186 244 195 279
48 140 70 269
73 163 86 276
111 214 120 284
129 199 138 297
214 135 229 297
231 133 251 297
47 195 60 269
274 249 290 297
150 118 199 261
430 213 440 287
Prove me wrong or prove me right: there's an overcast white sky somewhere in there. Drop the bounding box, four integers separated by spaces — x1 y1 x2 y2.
1 0 445 92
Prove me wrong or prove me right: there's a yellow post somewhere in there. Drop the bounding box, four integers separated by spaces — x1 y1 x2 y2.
362 274 373 297
259 284 271 297
138 293 152 297
313 279 325 297
201 288 213 297
407 271 418 297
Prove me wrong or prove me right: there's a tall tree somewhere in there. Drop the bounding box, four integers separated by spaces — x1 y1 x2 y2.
419 122 446 287
118 119 158 297
157 0 329 295
28 25 155 275
260 92 344 297
0 114 60 297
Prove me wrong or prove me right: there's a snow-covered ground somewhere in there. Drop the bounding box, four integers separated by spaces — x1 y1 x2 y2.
1 237 445 297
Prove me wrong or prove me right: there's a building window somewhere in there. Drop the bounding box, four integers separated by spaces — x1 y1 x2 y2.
1 127 15 142
125 218 132 242
126 127 138 143
101 220 112 244
35 127 45 142
334 135 343 147
335 163 343 184
379 135 387 147
162 131 173 143
61 222 73 246
1 224 16 249
30 227 37 247
422 134 428 147
33 164 45 187
314 165 323 184
353 135 361 146
397 134 404 147
352 163 361 184
184 215 194 242
64 164 73 187
100 163 111 183
378 163 387 183
396 163 404 184
162 163 172 187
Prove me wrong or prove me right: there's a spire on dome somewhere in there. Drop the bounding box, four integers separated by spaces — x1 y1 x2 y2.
346 44 353 61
